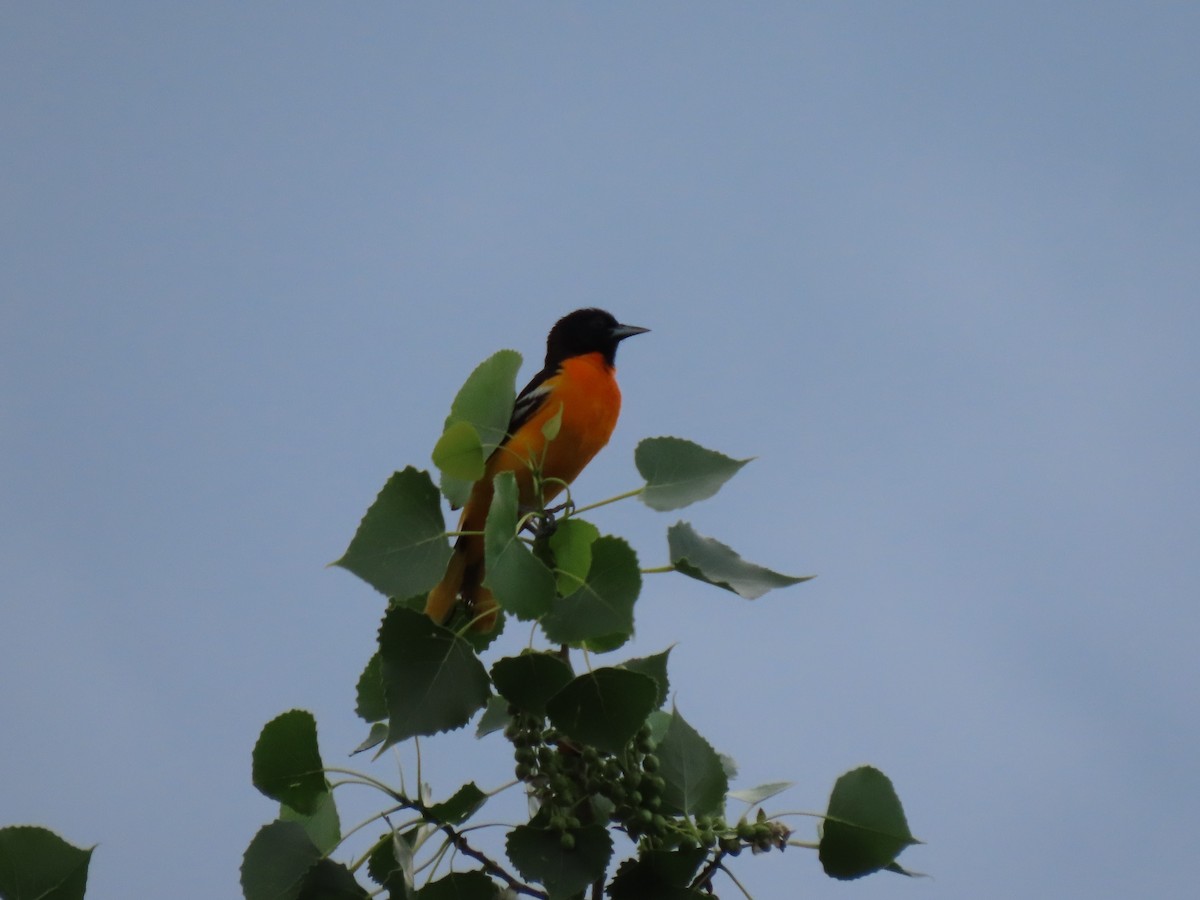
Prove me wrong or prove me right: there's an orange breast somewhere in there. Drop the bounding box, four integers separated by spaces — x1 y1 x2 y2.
459 352 622 542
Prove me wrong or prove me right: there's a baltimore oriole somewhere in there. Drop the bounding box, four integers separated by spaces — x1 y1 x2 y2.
426 308 648 630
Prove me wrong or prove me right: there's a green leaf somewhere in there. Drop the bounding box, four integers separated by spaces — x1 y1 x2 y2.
436 349 523 507
280 789 341 855
728 781 794 806
334 467 453 600
819 766 920 880
366 832 413 898
377 606 491 744
720 753 739 782
483 472 556 619
545 668 658 755
547 518 599 596
491 652 575 716
352 722 388 756
619 647 672 709
656 708 729 818
636 437 751 511
609 848 709 900
392 592 430 614
427 782 487 826
0 826 93 900
541 536 641 651
885 860 926 877
431 420 485 482
296 859 370 899
668 521 813 599
356 652 386 722
646 709 672 746
252 710 329 816
241 820 322 900
506 824 613 899
453 598 507 655
417 871 498 899
475 695 512 738
541 401 564 442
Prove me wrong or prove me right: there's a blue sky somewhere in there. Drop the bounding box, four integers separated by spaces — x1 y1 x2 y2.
3 4 1197 897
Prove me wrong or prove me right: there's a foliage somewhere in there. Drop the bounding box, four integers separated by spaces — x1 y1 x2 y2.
244 349 922 897
0 827 93 900
0 349 921 898
263 349 922 898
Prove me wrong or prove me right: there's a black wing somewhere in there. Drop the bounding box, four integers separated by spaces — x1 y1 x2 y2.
504 364 556 440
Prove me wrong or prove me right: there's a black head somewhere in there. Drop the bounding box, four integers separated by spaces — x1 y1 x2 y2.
544 308 649 368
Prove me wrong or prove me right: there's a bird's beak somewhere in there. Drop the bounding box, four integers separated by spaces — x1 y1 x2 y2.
611 323 650 341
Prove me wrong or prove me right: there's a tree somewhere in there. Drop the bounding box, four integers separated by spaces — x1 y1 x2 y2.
0 349 921 899
241 350 921 898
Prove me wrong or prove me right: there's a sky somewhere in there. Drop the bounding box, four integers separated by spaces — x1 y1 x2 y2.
3 3 1198 898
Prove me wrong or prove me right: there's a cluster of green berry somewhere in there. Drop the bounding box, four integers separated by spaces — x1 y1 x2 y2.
505 710 666 848
504 710 790 856
726 809 792 856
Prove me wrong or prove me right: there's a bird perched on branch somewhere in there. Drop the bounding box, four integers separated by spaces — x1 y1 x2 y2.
425 308 648 630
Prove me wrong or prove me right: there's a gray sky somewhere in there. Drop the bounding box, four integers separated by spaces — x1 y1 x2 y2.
3 4 1197 898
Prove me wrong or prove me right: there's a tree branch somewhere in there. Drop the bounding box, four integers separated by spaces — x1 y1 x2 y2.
407 796 549 899
691 849 728 893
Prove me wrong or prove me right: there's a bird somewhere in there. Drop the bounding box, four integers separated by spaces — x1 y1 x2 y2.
425 308 648 630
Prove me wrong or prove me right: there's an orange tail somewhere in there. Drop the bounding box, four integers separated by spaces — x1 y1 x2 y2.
425 544 467 624
425 535 500 631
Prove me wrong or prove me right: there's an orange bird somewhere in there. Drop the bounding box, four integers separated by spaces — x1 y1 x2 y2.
426 308 648 629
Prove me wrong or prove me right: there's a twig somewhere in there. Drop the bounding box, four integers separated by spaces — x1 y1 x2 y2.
692 849 727 893
433 819 547 899
406 796 548 899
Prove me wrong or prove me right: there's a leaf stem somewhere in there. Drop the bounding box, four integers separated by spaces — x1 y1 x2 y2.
787 839 821 850
486 779 520 797
721 862 754 900
414 736 424 804
339 805 412 857
640 564 675 574
325 767 402 799
568 486 644 517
